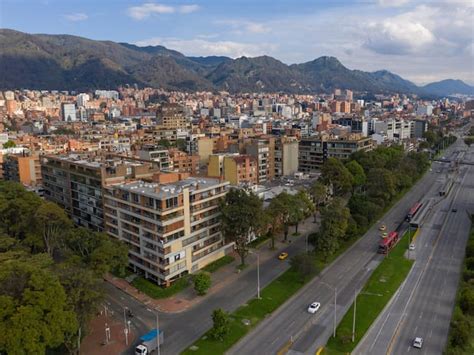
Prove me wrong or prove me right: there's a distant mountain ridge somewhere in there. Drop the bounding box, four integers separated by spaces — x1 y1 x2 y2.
0 29 472 97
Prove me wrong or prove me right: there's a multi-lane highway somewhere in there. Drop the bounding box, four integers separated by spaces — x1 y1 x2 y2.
356 141 474 354
228 140 469 355
103 224 310 355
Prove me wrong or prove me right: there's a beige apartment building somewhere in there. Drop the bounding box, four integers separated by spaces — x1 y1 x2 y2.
299 134 373 172
158 103 188 129
103 175 233 286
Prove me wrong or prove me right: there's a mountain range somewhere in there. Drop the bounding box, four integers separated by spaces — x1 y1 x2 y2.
1 29 473 97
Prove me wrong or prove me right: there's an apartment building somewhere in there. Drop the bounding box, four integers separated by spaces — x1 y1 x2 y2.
299 134 373 172
138 145 172 170
103 175 233 286
274 137 299 177
41 153 160 231
168 149 200 175
2 153 42 187
208 153 258 185
158 103 188 129
245 138 275 184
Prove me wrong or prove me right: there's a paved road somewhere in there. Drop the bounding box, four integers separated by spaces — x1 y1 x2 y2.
355 140 474 355
104 225 312 355
228 144 462 355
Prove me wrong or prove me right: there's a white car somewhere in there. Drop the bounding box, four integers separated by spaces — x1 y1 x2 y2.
307 302 321 314
409 243 415 250
413 337 423 349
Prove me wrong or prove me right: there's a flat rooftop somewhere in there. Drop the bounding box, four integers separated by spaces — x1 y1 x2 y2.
117 177 226 199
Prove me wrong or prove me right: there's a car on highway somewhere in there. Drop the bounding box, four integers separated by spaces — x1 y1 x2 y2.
379 225 387 231
452 208 457 212
409 243 415 250
278 252 289 260
307 302 321 314
381 232 388 238
413 337 423 349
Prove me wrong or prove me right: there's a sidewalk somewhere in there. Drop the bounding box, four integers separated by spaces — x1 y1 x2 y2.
105 215 318 313
80 311 136 355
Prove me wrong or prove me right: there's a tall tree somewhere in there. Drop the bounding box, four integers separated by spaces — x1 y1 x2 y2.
290 191 314 234
220 189 265 266
346 160 366 192
321 158 353 196
0 255 78 354
34 201 72 257
267 192 293 242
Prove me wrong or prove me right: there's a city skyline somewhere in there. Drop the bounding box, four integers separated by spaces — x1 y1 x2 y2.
1 0 473 85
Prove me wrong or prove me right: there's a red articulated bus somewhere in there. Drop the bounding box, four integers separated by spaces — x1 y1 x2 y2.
406 202 423 221
378 231 399 254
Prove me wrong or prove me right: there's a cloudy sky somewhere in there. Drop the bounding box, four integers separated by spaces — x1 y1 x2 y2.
2 0 473 85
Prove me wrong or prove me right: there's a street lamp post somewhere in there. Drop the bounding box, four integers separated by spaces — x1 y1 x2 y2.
352 289 357 342
249 250 261 299
147 308 160 355
321 281 337 338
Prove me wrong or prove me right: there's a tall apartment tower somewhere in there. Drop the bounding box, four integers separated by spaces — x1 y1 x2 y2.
103 176 233 286
158 103 188 129
61 103 77 122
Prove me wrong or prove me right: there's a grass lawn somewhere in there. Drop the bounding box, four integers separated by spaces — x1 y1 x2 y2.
445 224 474 355
325 230 414 354
131 276 189 299
202 255 235 273
182 266 309 355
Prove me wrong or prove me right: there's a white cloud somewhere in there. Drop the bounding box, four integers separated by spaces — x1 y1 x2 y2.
64 13 88 22
365 19 435 55
127 3 199 20
215 19 271 34
179 5 200 14
136 37 277 58
377 0 411 7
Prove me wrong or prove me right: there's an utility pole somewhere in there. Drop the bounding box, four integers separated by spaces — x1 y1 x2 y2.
334 287 337 338
156 310 160 355
352 289 357 342
257 251 260 299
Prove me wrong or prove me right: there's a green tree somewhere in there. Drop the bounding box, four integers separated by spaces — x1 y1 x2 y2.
321 158 353 196
2 140 16 149
290 254 317 281
289 191 314 234
0 256 78 354
459 287 474 316
193 272 211 296
209 308 230 341
367 168 397 201
175 138 187 151
157 139 171 148
464 137 474 147
34 201 72 257
449 313 471 349
309 181 327 222
267 192 293 242
312 197 350 260
346 160 366 192
220 189 265 266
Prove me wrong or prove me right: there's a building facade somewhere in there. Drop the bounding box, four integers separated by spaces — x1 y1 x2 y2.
103 176 233 286
299 135 374 172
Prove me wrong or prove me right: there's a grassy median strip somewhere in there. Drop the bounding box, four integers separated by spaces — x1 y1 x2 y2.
324 230 414 354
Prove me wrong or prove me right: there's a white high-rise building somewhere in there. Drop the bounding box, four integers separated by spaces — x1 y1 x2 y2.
61 103 77 122
77 93 90 107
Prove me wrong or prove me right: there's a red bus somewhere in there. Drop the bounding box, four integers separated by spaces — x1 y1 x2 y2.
378 231 400 254
406 202 422 221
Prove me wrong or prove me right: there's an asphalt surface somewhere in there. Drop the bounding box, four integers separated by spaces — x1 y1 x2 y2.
228 142 464 355
103 228 310 355
355 138 474 355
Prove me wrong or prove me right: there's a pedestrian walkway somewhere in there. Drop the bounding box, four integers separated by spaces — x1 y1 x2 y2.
105 215 319 313
80 311 136 355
